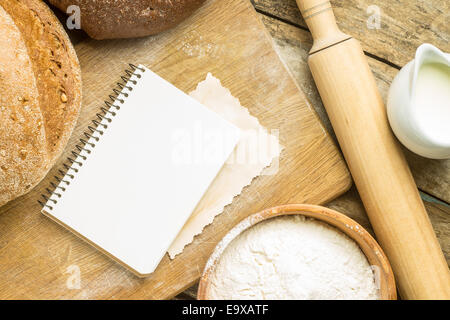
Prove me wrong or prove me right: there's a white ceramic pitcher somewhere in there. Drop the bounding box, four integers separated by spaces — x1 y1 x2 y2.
387 43 450 159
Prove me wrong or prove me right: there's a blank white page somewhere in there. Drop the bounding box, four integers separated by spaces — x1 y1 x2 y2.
42 65 240 276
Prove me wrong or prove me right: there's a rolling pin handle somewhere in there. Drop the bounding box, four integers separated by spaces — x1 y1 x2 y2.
296 0 351 53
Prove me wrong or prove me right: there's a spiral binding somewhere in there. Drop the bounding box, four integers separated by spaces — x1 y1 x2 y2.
38 64 145 211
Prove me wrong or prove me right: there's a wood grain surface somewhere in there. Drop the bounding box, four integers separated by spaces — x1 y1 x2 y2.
253 0 449 67
47 0 450 204
258 10 450 203
178 0 450 299
176 187 450 300
0 0 351 299
279 0 449 298
1 0 447 300
256 0 450 204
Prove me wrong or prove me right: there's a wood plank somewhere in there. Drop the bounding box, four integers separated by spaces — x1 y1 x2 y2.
0 0 351 299
173 285 198 300
176 2 450 300
259 14 450 203
326 187 450 266
175 185 450 299
253 0 450 67
49 0 450 203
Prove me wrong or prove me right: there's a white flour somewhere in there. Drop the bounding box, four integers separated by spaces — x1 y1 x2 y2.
208 215 379 300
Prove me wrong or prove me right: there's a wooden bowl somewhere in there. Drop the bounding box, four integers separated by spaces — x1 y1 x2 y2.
198 204 397 300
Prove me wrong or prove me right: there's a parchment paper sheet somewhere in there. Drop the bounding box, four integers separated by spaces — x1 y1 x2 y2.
168 74 282 258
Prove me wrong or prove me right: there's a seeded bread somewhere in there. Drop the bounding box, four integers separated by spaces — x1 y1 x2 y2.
0 0 82 207
48 0 206 39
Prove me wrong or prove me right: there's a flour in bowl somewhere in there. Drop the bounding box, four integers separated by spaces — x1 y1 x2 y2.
208 215 379 300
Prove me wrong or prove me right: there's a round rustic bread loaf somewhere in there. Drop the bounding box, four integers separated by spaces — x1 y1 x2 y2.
49 0 206 39
0 0 82 207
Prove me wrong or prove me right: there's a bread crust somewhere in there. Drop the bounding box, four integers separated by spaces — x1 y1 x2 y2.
0 0 82 207
49 0 206 39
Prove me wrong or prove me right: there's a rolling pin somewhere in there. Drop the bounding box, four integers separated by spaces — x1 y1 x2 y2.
295 0 450 299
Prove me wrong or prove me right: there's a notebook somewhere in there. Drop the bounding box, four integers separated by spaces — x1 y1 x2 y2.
40 65 241 276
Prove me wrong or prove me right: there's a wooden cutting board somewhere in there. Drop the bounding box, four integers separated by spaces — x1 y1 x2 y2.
0 0 351 299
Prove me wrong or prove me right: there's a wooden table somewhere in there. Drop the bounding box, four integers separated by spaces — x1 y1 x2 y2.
45 0 448 299
174 0 450 299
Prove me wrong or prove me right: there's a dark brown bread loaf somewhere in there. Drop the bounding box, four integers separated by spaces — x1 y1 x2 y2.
49 0 206 39
0 0 82 207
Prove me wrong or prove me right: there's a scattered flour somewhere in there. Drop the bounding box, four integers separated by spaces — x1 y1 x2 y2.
208 215 379 300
